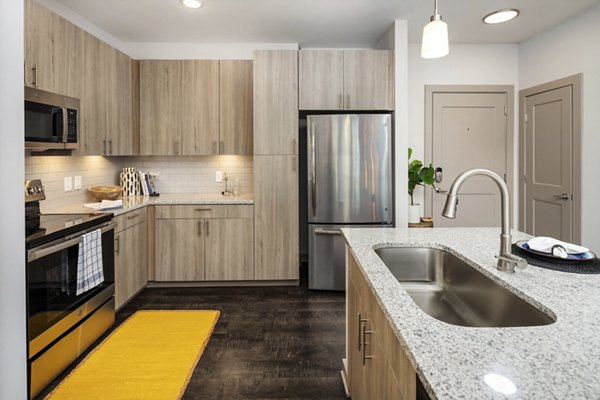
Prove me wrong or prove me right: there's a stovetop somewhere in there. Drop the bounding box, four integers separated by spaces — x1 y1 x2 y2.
26 213 113 249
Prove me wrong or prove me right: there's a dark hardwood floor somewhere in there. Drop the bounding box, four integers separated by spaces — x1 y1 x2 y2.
36 268 348 400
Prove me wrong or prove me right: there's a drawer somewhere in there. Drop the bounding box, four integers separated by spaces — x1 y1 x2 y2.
115 208 147 233
155 205 227 219
227 205 254 219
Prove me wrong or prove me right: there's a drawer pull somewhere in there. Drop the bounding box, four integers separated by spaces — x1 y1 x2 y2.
361 323 373 366
195 208 212 212
205 220 209 236
126 214 140 220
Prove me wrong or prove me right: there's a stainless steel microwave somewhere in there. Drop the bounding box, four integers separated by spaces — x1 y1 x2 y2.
25 86 79 150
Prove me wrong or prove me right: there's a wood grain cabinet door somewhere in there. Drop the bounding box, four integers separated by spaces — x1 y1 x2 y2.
299 50 344 110
24 0 54 91
105 48 134 155
253 50 298 155
220 60 253 155
155 218 205 281
253 155 299 280
78 31 107 155
140 60 182 155
205 218 254 281
181 60 220 155
343 50 394 111
114 221 148 309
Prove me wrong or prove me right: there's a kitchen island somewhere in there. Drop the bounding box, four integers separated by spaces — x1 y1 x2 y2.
342 227 600 399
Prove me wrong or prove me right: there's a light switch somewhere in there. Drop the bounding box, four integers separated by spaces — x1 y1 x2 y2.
215 171 223 182
64 176 73 192
74 175 82 190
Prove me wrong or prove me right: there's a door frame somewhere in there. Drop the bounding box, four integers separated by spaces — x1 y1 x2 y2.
424 85 515 220
518 74 582 243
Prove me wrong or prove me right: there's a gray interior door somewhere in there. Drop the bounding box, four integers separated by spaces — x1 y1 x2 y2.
307 114 393 224
428 92 508 227
524 86 573 241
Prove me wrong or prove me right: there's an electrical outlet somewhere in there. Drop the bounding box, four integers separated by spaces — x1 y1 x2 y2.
74 176 82 190
64 176 73 192
215 171 223 182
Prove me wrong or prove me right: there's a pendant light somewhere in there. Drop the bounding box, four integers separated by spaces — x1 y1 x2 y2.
421 0 449 59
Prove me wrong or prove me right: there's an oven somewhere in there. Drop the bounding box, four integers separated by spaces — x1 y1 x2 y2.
26 213 116 398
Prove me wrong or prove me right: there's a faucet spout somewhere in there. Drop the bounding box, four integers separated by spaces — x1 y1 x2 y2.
441 168 527 273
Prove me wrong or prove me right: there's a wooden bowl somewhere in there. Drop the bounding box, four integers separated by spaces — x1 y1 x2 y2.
88 185 123 201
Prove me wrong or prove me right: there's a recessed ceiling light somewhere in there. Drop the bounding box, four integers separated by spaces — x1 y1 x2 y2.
483 8 520 24
181 0 203 9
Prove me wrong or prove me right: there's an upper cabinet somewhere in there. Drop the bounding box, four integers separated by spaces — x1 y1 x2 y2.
139 60 252 156
299 50 394 111
253 50 299 155
140 60 183 156
25 0 138 156
220 60 253 155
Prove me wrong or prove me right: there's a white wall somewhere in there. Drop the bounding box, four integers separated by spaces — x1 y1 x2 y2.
407 43 519 217
0 0 27 398
519 3 600 252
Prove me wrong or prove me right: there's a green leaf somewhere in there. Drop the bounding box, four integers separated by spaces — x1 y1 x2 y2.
408 147 413 160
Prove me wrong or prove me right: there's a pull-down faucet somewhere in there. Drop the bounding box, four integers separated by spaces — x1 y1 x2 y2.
441 168 527 273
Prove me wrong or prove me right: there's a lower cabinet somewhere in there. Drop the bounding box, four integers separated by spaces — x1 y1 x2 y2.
347 248 416 400
114 209 148 309
155 205 254 281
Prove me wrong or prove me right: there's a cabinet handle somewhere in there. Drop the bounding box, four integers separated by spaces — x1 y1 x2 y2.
195 208 212 212
346 94 350 108
31 64 38 87
338 94 343 109
126 214 140 220
205 220 209 236
198 220 202 236
109 140 113 155
361 323 373 366
115 235 120 254
219 140 224 155
357 313 367 351
102 140 107 155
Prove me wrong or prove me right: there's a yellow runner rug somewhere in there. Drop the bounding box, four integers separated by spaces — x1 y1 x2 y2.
46 310 219 400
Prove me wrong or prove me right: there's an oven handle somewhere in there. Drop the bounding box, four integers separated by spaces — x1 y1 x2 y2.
27 221 116 262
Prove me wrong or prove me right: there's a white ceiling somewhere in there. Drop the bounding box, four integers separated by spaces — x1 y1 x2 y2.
53 0 600 47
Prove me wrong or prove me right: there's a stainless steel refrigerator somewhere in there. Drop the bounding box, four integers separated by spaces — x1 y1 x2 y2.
307 114 394 290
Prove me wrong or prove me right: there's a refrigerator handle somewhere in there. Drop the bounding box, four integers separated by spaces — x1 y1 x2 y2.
310 124 317 217
314 228 342 236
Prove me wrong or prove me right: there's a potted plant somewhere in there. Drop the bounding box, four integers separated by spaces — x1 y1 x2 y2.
408 148 436 224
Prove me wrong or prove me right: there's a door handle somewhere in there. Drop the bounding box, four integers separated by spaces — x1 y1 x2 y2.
554 193 570 200
361 323 373 366
434 187 448 194
314 228 342 236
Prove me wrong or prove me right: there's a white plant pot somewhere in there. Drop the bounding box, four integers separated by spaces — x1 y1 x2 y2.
408 204 421 224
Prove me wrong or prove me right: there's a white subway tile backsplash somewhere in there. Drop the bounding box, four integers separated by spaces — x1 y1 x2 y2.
25 155 254 212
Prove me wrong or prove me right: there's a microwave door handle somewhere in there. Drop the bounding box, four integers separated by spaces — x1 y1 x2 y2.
62 107 69 143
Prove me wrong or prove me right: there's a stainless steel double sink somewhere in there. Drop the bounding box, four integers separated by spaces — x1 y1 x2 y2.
375 247 555 328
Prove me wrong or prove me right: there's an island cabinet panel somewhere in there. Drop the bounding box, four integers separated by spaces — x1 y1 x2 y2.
181 60 220 155
140 60 183 156
253 50 299 155
114 209 148 310
347 249 416 400
154 205 254 282
220 60 254 155
253 156 299 281
299 50 345 110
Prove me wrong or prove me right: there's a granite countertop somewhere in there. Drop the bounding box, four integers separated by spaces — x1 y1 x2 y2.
48 193 254 216
342 227 600 399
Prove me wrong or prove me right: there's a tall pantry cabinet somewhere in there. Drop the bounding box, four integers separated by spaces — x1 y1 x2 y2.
253 50 299 281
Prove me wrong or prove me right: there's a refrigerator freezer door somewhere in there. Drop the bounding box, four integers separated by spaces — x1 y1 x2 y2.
308 224 391 291
307 114 393 224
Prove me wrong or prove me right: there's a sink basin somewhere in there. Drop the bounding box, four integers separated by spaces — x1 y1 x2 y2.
375 247 555 327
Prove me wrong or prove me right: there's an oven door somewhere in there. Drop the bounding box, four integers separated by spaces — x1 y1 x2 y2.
26 222 115 359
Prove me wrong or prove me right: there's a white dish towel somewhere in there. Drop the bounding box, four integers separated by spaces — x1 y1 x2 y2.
84 199 123 211
76 229 104 295
527 236 589 255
